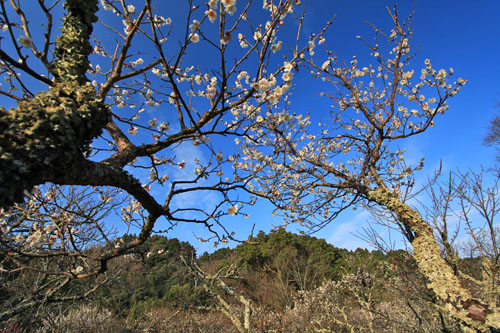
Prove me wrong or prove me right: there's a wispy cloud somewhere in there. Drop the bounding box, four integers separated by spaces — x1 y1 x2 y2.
327 210 373 250
169 142 221 219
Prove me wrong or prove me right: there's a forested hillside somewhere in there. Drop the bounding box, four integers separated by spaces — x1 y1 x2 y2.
1 230 469 331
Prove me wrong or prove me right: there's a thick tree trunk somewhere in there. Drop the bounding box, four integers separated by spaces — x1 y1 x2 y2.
0 0 103 209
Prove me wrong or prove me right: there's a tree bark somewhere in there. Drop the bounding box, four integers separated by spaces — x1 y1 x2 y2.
368 186 499 331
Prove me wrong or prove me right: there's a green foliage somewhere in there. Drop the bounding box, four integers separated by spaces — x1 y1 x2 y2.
223 229 347 309
236 229 347 284
91 231 357 315
342 248 388 274
200 247 234 262
93 235 211 317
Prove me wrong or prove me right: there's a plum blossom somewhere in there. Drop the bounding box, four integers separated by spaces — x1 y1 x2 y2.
255 76 277 93
222 0 237 15
27 230 43 246
283 61 294 72
221 30 232 45
226 6 236 15
17 35 33 48
282 72 293 82
128 127 138 136
308 40 315 56
237 71 248 82
238 33 248 48
206 9 217 23
152 67 160 76
100 0 112 10
209 0 219 9
190 33 200 43
158 122 169 132
228 204 238 215
154 15 171 27
271 41 282 53
189 20 200 33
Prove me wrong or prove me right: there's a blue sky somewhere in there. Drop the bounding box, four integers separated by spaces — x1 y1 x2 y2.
114 0 500 254
281 0 500 251
3 0 500 254
193 0 500 253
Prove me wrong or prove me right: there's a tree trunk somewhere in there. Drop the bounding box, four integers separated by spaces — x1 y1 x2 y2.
368 186 500 331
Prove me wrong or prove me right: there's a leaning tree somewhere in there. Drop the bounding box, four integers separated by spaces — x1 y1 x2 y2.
234 6 500 331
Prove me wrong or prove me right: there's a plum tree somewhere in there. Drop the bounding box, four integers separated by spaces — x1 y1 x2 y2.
0 0 497 330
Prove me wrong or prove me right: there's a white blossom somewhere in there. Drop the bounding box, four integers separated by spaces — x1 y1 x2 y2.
209 0 219 9
206 9 217 23
228 204 238 215
190 33 200 43
17 35 33 48
158 122 170 132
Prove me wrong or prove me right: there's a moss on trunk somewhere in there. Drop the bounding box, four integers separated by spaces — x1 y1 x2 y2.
368 186 499 331
0 0 107 208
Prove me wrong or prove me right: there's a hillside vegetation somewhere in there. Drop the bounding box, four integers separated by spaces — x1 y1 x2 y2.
1 229 469 332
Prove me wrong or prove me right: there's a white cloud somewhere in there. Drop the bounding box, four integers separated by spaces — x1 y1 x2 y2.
326 210 372 250
169 141 220 219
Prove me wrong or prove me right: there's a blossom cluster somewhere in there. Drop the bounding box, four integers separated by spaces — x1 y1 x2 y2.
231 11 466 229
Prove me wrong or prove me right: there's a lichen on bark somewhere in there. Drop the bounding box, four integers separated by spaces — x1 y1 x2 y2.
367 186 499 330
0 0 107 208
53 0 99 83
0 82 109 208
